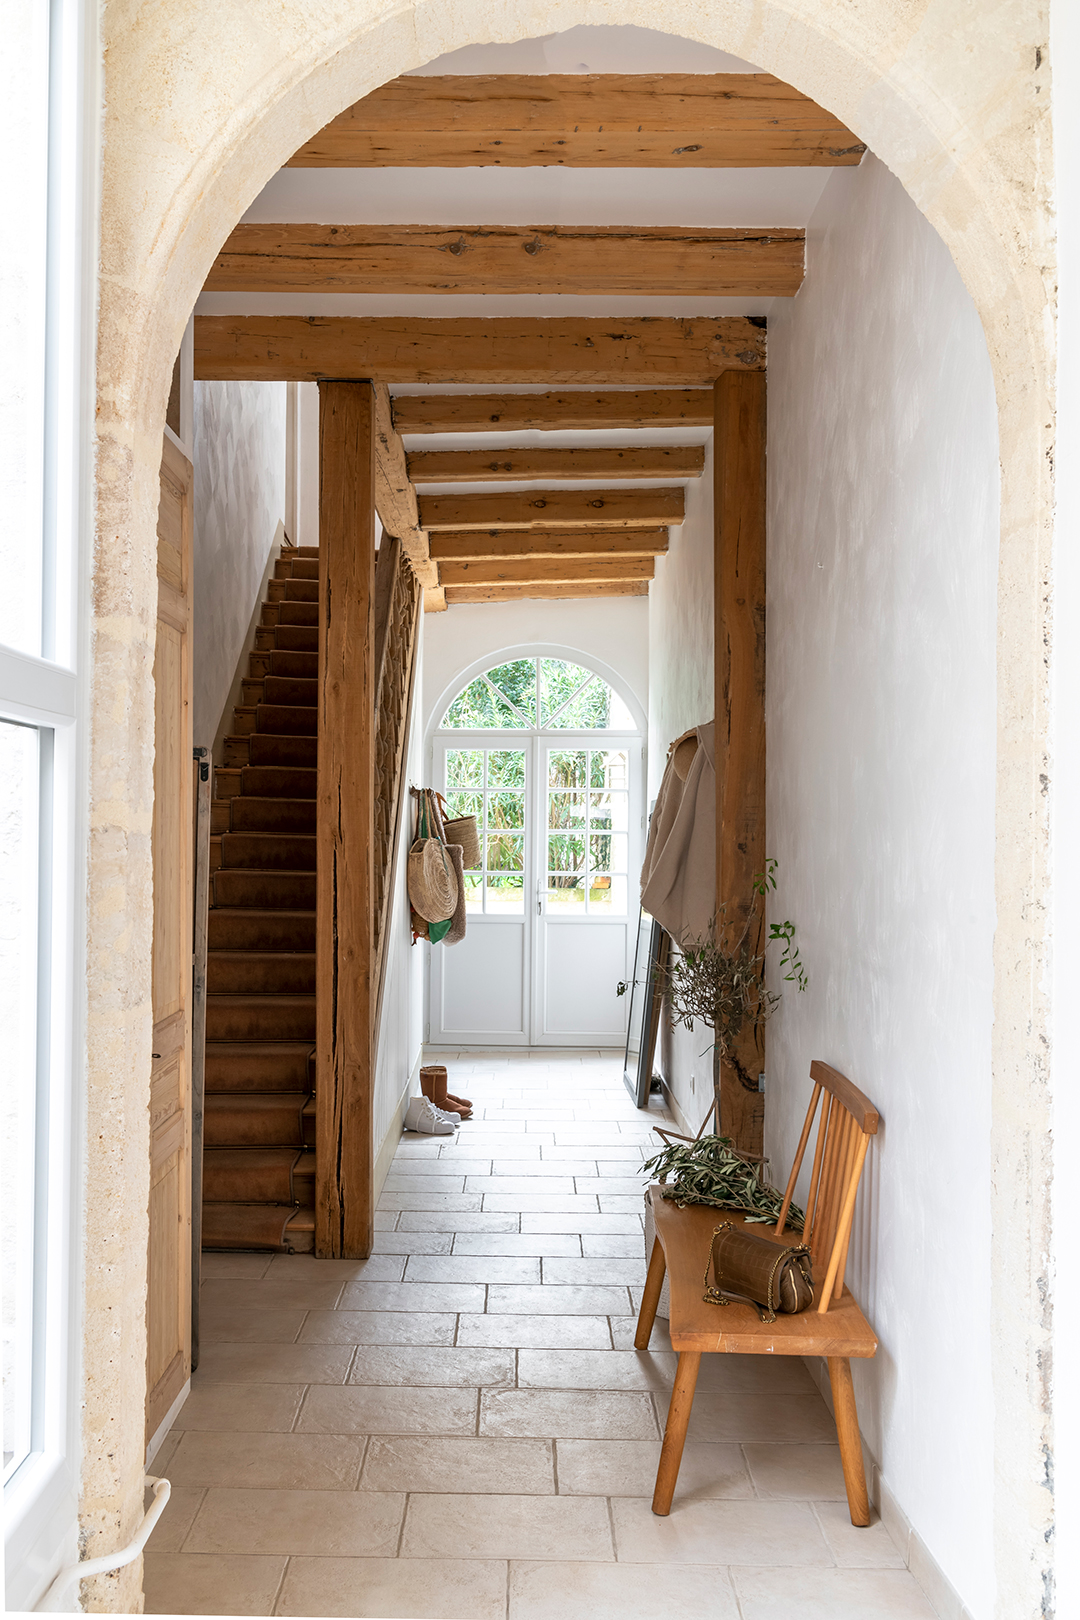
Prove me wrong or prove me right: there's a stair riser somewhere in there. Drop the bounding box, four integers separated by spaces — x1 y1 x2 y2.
248 735 318 769
257 705 318 736
269 651 319 678
204 1156 311 1204
273 627 319 653
264 676 318 707
204 1101 312 1148
204 1044 314 1091
208 957 316 994
202 1204 313 1252
241 767 317 800
206 999 316 1041
208 912 316 951
264 602 319 627
212 871 317 908
219 834 316 871
229 798 316 834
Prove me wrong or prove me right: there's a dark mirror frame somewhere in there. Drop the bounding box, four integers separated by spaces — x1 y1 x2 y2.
623 913 670 1108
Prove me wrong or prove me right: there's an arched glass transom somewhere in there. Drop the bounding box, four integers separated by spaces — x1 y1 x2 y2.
440 657 635 731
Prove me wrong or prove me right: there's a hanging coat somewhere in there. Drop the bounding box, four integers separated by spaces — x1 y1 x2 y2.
640 721 716 948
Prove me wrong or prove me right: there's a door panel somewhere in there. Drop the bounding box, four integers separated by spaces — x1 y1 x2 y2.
147 432 193 1446
540 921 629 1038
439 923 527 1037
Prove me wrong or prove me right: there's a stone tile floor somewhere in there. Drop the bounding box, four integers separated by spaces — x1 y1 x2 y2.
144 1050 935 1619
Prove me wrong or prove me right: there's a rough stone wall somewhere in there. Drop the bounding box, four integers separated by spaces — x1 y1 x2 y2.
88 2 1054 1613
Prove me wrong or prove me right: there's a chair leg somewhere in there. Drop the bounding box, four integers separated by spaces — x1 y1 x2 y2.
828 1355 870 1526
635 1239 667 1350
652 1350 701 1515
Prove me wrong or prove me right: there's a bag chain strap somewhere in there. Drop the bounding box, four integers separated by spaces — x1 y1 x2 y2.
701 1221 814 1325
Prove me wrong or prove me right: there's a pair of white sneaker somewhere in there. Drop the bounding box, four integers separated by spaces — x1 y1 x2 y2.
404 1094 460 1135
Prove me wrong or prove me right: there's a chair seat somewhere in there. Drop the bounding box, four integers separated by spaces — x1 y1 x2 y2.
648 1188 878 1358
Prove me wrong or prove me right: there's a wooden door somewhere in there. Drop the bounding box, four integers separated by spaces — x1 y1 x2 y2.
147 430 194 1446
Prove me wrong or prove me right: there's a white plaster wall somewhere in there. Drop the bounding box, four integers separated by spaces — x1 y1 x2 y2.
647 441 715 1128
422 597 649 737
767 155 999 1617
192 381 287 746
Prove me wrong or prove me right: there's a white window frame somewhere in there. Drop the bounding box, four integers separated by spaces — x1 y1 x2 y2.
2 0 98 1604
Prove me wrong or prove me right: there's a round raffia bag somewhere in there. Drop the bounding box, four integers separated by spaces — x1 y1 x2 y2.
437 792 481 869
408 792 459 923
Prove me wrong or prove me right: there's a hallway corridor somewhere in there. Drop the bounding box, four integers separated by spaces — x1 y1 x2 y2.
143 1053 932 1619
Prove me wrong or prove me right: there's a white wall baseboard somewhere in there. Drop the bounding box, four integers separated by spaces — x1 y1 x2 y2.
803 1356 974 1620
145 1380 190 1470
373 1050 423 1205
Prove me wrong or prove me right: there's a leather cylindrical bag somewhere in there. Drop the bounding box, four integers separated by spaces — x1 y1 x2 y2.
703 1221 813 1323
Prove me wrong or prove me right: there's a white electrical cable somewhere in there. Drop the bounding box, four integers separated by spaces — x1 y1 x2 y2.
41 1476 171 1609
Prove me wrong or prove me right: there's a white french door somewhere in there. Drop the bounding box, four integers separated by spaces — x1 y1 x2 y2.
429 731 643 1046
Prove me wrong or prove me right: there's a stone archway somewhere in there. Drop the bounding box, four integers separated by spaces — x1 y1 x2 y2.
87 5 1053 1613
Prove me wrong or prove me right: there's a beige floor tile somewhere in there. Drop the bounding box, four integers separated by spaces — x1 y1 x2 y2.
520 1214 642 1235
480 1388 658 1440
518 1348 675 1391
377 1192 485 1212
388 1159 493 1176
338 1280 487 1313
404 1254 540 1284
655 1390 838 1443
142 1552 286 1614
373 1211 397 1229
556 1439 753 1501
151 1428 183 1475
200 1276 345 1311
193 1340 354 1384
692 1355 818 1394
575 1178 649 1196
383 1174 468 1192
144 1486 206 1552
594 1157 650 1172
491 1159 598 1177
543 1145 645 1161
451 1233 581 1258
199 1304 306 1343
277 1556 508 1619
732 1566 939 1618
468 1176 578 1195
484 1194 601 1213
395 1211 519 1233
599 1195 653 1214
611 1315 664 1351
488 1284 632 1316
508 1559 741 1620
168 1430 365 1490
456 1141 543 1159
458 1314 612 1350
743 1441 849 1499
612 1496 832 1565
361 1435 554 1494
541 1258 644 1286
813 1502 908 1567
184 1487 404 1556
300 1310 456 1345
581 1234 647 1258
265 1253 406 1281
172 1380 304 1431
298 1383 478 1435
347 1345 515 1387
199 1254 273 1279
372 1231 453 1255
402 1494 613 1561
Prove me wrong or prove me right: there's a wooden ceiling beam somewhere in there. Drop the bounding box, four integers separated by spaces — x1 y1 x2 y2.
392 390 714 434
205 224 804 296
429 528 669 561
408 445 704 484
286 74 866 168
439 556 654 586
418 486 683 531
193 316 765 386
444 581 650 603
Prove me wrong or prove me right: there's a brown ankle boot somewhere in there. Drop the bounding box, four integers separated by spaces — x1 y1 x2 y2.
420 1066 468 1119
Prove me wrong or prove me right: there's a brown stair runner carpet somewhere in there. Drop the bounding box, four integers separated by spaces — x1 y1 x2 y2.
203 547 319 1251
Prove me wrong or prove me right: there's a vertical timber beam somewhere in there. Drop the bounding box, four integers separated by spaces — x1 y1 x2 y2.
316 380 376 1257
714 370 767 1159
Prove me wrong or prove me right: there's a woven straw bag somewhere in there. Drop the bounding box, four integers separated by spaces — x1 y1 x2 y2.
408 792 459 923
437 793 481 869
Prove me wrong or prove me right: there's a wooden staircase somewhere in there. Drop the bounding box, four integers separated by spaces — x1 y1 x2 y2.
202 545 320 1251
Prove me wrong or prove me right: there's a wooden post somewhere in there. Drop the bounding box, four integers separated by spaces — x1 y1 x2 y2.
316 381 376 1257
714 370 767 1160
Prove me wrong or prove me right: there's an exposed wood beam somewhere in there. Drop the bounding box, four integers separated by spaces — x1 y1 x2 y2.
371 383 436 587
286 74 866 168
438 556 655 586
714 369 767 1162
429 527 669 561
417 487 684 531
408 445 704 484
393 390 714 434
206 224 804 296
316 380 376 1259
424 586 447 613
445 581 650 603
193 316 766 386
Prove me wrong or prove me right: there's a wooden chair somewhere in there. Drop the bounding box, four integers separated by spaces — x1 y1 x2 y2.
635 1060 880 1524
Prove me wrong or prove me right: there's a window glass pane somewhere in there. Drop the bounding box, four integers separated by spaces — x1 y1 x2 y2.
590 749 628 790
444 677 525 728
445 789 483 823
548 791 586 830
548 833 585 873
1 721 40 1482
485 660 537 724
462 873 483 913
488 750 525 789
486 876 524 914
539 658 591 725
446 749 484 788
548 749 587 790
546 675 617 730
546 876 585 909
590 790 629 832
487 832 524 871
588 875 628 913
488 790 524 829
